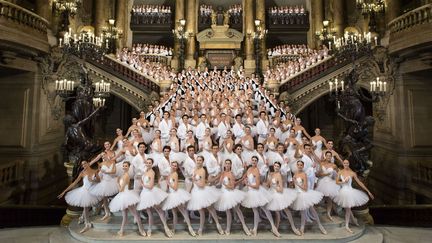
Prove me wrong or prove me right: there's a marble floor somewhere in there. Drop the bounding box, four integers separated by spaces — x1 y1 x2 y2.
0 225 430 243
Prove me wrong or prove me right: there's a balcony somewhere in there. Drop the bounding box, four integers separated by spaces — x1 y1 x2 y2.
0 0 49 53
388 3 432 55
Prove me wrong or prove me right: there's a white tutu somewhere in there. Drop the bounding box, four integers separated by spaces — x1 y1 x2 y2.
162 188 191 210
333 187 369 208
291 189 323 211
241 186 271 208
65 186 100 208
316 177 340 198
137 187 168 210
109 189 140 212
214 187 246 211
187 185 221 211
89 176 119 197
266 188 297 211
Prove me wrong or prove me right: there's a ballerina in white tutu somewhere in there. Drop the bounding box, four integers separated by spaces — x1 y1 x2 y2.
58 161 100 233
110 128 124 159
214 159 251 236
334 160 374 233
265 162 300 236
316 151 340 221
109 161 146 237
241 156 280 237
161 161 196 236
89 156 118 221
292 160 327 235
186 155 224 236
136 158 173 237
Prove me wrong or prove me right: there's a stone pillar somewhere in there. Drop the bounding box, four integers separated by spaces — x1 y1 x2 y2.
256 0 268 70
386 0 401 24
94 0 110 36
36 0 52 24
333 0 345 37
115 0 127 49
311 0 324 48
185 0 197 69
172 0 185 70
244 0 255 75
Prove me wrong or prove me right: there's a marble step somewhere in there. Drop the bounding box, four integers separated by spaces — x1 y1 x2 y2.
69 218 365 243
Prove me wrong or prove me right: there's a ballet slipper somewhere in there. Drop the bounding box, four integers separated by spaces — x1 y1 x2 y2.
319 225 327 235
188 226 196 237
216 223 224 235
352 217 360 226
346 226 353 234
117 230 124 237
292 227 301 236
100 214 111 221
79 224 91 234
78 216 84 225
147 230 152 237
138 229 146 237
164 226 173 238
271 227 281 238
250 228 257 236
224 230 230 235
197 229 203 236
327 213 334 221
243 225 251 236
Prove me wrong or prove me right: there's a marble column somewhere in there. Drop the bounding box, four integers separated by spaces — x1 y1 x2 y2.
311 0 324 48
386 0 401 24
172 0 185 70
256 0 268 70
332 0 345 37
94 0 110 36
115 0 127 49
243 0 255 75
35 0 52 24
185 0 196 68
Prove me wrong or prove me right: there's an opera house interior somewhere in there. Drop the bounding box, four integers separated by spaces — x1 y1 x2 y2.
0 0 431 242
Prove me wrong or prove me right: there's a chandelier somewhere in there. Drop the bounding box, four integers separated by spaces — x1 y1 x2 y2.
356 0 386 15
53 0 81 16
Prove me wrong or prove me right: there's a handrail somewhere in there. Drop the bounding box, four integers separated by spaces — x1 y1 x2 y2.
388 3 432 34
0 0 49 35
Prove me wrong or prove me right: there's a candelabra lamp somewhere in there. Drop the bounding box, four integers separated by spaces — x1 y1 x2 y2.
253 19 267 80
53 0 81 32
315 20 336 50
101 19 123 54
173 19 187 70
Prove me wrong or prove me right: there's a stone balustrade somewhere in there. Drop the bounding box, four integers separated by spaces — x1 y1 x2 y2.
0 160 25 204
388 3 432 54
0 0 48 35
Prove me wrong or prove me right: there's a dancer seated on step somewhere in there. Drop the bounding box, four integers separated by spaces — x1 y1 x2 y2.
161 161 196 236
241 156 281 237
265 161 301 236
334 159 374 233
136 158 173 238
214 159 251 236
58 160 100 234
186 155 224 236
292 160 327 236
108 161 146 237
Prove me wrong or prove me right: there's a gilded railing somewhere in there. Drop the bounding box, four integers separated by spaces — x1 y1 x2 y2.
0 0 48 35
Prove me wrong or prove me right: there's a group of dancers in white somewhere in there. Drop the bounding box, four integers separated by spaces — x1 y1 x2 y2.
58 67 374 238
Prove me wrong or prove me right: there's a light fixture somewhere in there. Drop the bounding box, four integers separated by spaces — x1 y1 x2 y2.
323 20 330 27
356 0 386 15
108 19 115 25
255 19 261 27
179 19 186 26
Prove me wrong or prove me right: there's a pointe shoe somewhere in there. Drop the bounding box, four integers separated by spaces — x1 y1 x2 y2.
353 217 360 226
346 226 353 234
319 225 327 235
117 230 124 237
224 230 230 235
197 229 203 236
243 225 251 236
292 228 301 236
271 227 281 238
327 213 334 221
100 214 111 221
139 229 147 237
147 230 152 237
78 216 84 225
216 223 224 235
188 226 196 237
79 224 91 234
300 228 305 236
164 226 173 238
250 228 257 236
